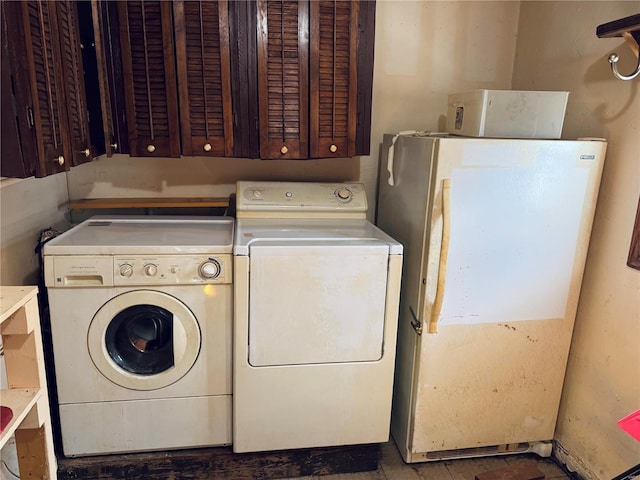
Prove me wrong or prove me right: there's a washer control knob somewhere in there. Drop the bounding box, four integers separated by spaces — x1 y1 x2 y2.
119 264 134 278
144 264 158 276
199 259 221 279
336 187 352 201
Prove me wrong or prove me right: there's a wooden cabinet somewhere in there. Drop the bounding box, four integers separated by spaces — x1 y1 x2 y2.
309 0 359 159
256 0 374 159
0 286 57 479
95 0 374 160
95 0 235 158
117 1 181 158
257 0 309 159
175 1 234 157
1 0 94 178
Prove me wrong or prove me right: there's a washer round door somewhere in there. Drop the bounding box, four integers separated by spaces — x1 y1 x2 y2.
87 290 201 391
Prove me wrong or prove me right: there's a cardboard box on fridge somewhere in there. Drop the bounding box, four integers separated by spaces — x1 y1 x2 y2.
446 90 569 139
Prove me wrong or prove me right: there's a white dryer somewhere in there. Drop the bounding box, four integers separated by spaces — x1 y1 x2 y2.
233 182 403 453
44 216 233 456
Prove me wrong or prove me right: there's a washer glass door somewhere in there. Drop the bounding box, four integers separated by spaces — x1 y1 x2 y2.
88 290 201 390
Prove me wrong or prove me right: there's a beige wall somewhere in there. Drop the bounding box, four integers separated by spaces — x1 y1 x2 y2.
0 174 69 285
513 2 640 479
363 0 520 216
66 155 359 199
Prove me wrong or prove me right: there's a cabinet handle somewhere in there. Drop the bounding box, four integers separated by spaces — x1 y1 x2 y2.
280 146 288 155
53 156 65 166
330 144 338 153
110 143 118 151
203 143 212 152
147 144 156 153
80 148 91 158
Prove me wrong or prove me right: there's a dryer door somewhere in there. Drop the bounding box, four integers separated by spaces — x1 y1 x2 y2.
248 240 389 366
88 290 201 390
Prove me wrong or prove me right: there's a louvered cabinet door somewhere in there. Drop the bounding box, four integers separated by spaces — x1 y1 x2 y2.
309 0 358 159
15 1 70 176
257 0 309 159
56 0 93 166
118 1 180 157
174 0 233 157
1 2 38 177
92 0 129 157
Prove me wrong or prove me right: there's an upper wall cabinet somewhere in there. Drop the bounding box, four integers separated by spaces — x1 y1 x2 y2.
95 0 375 160
257 0 309 159
94 0 234 158
256 0 375 159
1 0 94 178
174 1 234 157
117 1 181 158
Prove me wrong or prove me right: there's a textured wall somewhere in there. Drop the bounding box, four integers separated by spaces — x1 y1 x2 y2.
512 3 640 479
0 174 69 285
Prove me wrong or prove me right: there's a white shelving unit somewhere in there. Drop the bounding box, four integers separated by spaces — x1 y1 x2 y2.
1 286 57 479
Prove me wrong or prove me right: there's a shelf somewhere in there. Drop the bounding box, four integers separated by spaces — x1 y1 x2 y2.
1 286 38 323
0 286 56 479
596 13 640 41
0 389 40 449
68 196 230 210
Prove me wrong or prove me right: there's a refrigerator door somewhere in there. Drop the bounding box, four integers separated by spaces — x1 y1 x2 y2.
377 134 438 454
409 138 606 460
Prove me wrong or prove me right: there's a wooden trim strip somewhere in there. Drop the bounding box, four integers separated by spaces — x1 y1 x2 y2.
68 197 230 210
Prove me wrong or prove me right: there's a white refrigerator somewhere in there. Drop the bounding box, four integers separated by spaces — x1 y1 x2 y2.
376 133 606 463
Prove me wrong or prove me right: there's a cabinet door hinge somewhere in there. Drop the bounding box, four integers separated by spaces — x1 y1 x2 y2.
26 106 35 128
409 305 422 335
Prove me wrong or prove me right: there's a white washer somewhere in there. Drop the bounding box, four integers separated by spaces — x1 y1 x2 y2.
44 216 233 456
233 182 403 453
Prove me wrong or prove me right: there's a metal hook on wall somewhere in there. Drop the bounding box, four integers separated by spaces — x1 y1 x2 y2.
608 51 640 81
597 14 640 82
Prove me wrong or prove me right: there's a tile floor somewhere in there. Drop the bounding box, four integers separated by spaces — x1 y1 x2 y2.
281 441 574 480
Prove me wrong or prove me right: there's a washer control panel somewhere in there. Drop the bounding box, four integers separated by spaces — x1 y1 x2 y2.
44 254 231 287
114 255 230 285
236 181 368 218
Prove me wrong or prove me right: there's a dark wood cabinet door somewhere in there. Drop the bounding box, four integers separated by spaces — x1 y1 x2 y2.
354 0 375 157
91 0 129 157
6 1 70 176
309 0 358 159
118 1 180 157
1 3 37 178
257 0 309 159
56 0 93 166
174 0 234 157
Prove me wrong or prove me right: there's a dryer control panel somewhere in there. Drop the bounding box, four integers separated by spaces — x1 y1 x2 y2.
44 255 231 287
236 181 368 218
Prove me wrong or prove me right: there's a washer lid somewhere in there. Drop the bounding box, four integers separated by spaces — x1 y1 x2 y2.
44 215 234 255
234 218 403 255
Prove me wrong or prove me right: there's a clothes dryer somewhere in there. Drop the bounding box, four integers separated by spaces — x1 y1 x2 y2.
233 182 403 453
44 216 233 456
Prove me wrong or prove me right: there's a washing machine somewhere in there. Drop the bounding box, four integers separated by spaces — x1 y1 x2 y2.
43 215 233 456
233 181 403 453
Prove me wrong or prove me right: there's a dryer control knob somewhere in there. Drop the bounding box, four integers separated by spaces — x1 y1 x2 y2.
199 259 221 279
119 264 133 277
336 188 352 201
144 264 158 276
